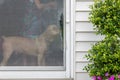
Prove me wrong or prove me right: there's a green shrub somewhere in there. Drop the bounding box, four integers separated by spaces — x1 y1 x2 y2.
84 35 120 79
89 0 120 36
83 0 120 79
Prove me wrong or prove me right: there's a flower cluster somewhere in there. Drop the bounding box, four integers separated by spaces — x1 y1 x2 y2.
92 73 120 80
92 76 102 80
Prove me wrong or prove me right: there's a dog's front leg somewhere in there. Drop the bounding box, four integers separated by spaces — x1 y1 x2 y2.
1 43 13 66
37 53 45 66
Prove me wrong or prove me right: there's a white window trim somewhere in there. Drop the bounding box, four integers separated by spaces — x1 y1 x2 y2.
0 0 75 79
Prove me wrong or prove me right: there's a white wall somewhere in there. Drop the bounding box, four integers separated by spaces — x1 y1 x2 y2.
74 0 103 80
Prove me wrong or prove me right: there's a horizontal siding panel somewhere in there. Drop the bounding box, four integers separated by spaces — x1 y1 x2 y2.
76 12 90 21
76 52 88 62
75 1 94 80
76 42 96 51
76 22 94 32
76 63 88 72
76 33 104 41
76 0 93 2
76 72 91 80
76 2 93 11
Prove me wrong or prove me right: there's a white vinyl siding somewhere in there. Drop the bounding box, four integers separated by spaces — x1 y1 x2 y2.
74 0 102 80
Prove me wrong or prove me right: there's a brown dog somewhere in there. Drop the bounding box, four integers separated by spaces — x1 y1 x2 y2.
0 25 60 66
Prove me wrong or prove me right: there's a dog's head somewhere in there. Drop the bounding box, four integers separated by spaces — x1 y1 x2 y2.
47 25 60 36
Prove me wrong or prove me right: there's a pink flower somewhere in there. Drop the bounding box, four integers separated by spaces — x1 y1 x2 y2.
105 72 109 77
118 74 120 79
97 76 102 80
92 76 96 80
108 75 115 80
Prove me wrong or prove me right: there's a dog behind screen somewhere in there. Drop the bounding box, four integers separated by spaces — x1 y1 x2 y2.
0 25 60 66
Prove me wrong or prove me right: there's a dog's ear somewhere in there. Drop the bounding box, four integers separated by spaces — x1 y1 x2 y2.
49 25 59 31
